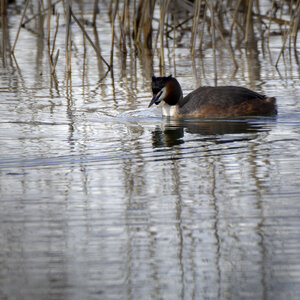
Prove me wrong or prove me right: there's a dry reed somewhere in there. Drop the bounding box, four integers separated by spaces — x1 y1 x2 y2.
11 0 30 54
1 0 299 84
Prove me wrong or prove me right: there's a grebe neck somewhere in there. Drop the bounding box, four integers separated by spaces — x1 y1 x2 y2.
162 102 179 117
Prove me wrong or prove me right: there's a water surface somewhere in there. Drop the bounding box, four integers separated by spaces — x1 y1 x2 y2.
1 2 300 300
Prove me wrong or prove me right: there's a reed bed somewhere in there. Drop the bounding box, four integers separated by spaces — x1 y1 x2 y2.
1 0 299 86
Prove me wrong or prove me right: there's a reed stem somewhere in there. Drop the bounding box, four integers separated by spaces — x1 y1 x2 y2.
245 0 254 44
110 0 119 68
70 8 111 71
191 0 201 55
22 0 62 27
11 0 30 54
206 0 217 85
65 0 72 91
275 0 300 67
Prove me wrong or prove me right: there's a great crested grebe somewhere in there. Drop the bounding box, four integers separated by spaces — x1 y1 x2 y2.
148 75 277 118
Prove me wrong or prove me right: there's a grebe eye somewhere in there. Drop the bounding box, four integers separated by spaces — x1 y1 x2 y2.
152 88 161 95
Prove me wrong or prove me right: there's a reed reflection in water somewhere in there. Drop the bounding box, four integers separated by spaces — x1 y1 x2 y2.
0 1 300 300
1 109 300 299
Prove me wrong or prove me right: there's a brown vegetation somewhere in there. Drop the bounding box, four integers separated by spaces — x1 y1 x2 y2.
0 0 299 85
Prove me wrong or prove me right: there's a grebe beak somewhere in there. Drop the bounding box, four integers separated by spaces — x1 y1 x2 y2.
148 89 163 108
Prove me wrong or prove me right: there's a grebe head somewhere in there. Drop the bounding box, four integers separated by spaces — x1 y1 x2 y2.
148 75 183 108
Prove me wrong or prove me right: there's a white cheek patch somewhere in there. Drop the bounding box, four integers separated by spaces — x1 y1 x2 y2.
157 87 166 102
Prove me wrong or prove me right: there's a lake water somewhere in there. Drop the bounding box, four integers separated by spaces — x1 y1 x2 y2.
1 2 300 300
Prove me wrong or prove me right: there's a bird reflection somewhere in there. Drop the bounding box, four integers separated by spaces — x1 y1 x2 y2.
152 125 184 148
152 118 276 148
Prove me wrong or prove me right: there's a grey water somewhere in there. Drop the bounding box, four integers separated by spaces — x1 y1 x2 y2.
1 3 300 300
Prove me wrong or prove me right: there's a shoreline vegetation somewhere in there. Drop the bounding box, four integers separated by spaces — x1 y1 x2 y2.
0 0 299 89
